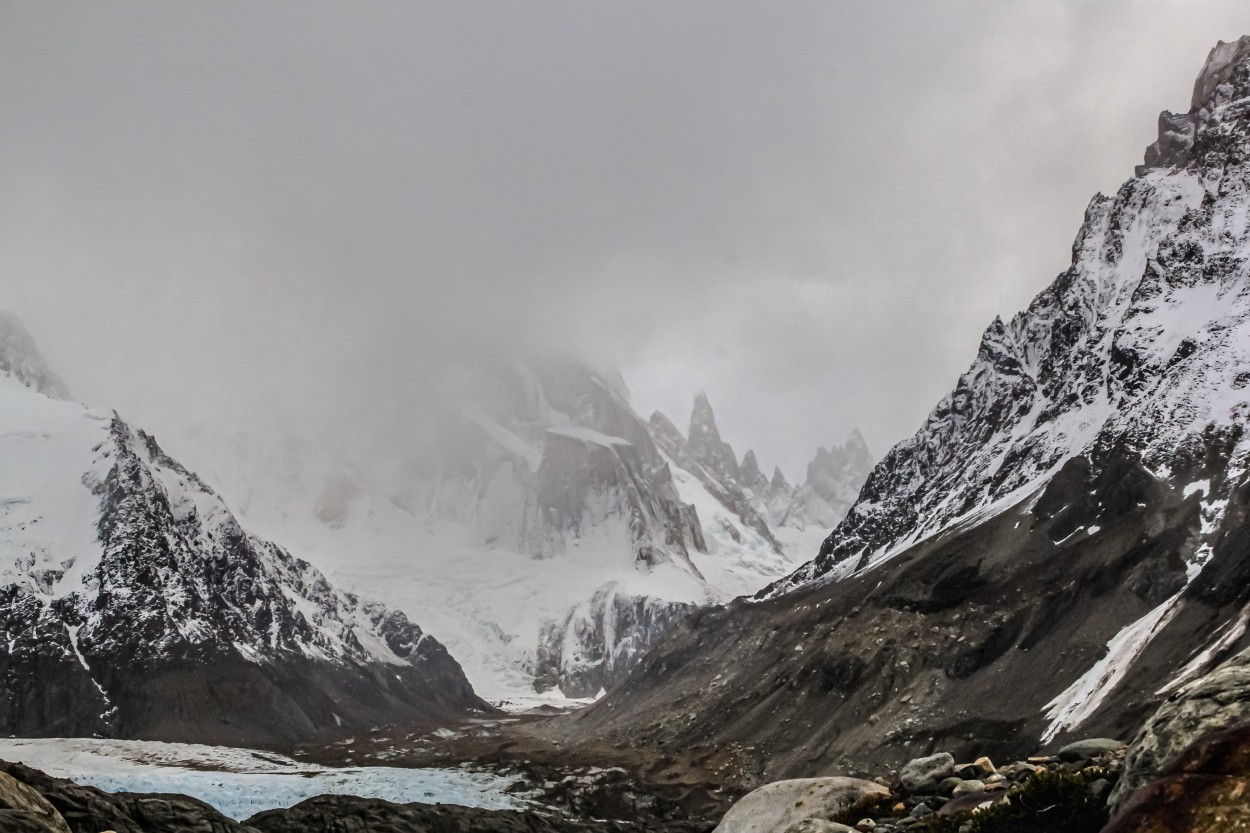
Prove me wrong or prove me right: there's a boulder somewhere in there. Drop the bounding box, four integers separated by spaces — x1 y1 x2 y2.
897 753 955 794
1056 738 1125 763
0 771 71 833
712 778 889 833
1111 644 1250 809
950 780 984 797
1103 726 1250 833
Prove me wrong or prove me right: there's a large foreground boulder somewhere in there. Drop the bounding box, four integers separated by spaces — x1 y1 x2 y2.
0 770 71 833
1103 725 1250 833
711 778 888 833
1110 644 1250 808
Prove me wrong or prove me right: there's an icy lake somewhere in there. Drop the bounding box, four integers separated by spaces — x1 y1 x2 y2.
0 738 524 820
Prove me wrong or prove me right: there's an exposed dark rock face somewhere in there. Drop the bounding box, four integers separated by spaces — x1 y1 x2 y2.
536 583 697 698
547 39 1250 784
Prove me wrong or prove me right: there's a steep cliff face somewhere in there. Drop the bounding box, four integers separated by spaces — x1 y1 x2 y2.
0 321 485 744
552 38 1250 780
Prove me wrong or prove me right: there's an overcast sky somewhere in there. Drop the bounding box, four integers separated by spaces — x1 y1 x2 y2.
3 2 1247 480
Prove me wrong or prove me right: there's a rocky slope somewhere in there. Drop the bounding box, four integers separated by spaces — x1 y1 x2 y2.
545 36 1250 781
0 317 484 744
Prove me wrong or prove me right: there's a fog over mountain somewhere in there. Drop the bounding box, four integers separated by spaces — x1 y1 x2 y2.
3 2 1248 479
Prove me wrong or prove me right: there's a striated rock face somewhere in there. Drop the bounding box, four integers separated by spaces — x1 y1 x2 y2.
536 583 696 697
548 38 1250 781
0 338 484 744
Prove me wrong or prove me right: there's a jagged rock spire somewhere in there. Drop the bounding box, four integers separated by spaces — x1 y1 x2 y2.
687 391 742 486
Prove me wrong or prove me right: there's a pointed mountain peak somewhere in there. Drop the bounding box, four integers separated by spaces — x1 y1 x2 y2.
740 449 766 489
770 466 790 492
0 313 72 400
686 391 741 485
689 390 717 434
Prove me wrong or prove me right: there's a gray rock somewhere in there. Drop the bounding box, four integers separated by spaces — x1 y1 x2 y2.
1111 644 1250 810
1056 738 1126 763
950 780 984 798
907 803 932 819
936 777 963 796
898 753 955 794
713 778 890 833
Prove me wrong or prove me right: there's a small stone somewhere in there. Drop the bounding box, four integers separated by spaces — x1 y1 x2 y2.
908 803 933 819
855 819 876 832
936 776 964 796
972 756 995 774
1087 777 1111 802
892 801 906 814
951 779 984 797
984 773 1007 785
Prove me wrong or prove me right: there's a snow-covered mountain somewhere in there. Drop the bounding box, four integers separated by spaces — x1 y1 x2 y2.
776 35 1250 597
0 316 484 744
554 37 1250 778
168 366 868 700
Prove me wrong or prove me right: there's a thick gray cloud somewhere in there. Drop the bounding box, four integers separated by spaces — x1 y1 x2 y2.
2 2 1247 478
